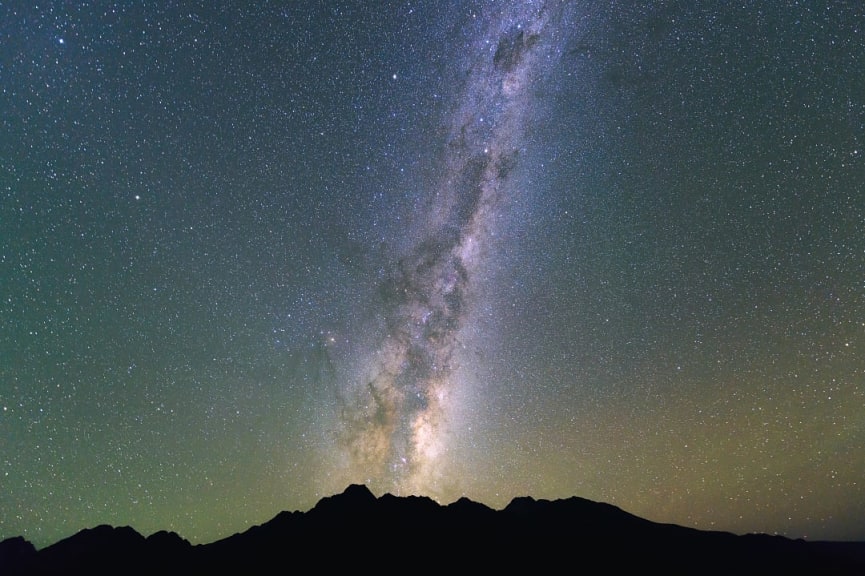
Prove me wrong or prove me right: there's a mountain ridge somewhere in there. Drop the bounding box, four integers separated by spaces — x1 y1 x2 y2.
3 484 864 575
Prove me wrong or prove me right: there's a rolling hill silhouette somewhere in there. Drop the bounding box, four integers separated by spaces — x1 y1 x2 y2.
2 484 864 575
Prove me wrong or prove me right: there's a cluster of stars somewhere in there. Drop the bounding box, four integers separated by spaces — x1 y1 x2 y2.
1 0 863 550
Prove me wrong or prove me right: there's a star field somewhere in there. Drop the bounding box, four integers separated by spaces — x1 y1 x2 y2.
2 1 864 548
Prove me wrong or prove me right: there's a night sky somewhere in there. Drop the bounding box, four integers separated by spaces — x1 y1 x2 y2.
2 1 864 548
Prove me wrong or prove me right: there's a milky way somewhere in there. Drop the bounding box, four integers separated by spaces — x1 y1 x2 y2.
332 2 569 496
5 0 864 547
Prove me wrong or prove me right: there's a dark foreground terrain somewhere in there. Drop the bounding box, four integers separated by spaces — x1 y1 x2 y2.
3 484 864 575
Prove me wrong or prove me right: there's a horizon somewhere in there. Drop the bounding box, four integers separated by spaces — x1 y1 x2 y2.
3 1 864 549
12 483 865 551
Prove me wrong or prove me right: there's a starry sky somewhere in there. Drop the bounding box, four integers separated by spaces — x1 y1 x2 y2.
2 0 864 548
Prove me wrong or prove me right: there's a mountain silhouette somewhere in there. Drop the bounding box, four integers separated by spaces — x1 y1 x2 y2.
2 485 864 575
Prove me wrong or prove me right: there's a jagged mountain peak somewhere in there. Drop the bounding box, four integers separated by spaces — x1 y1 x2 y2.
2 486 864 575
